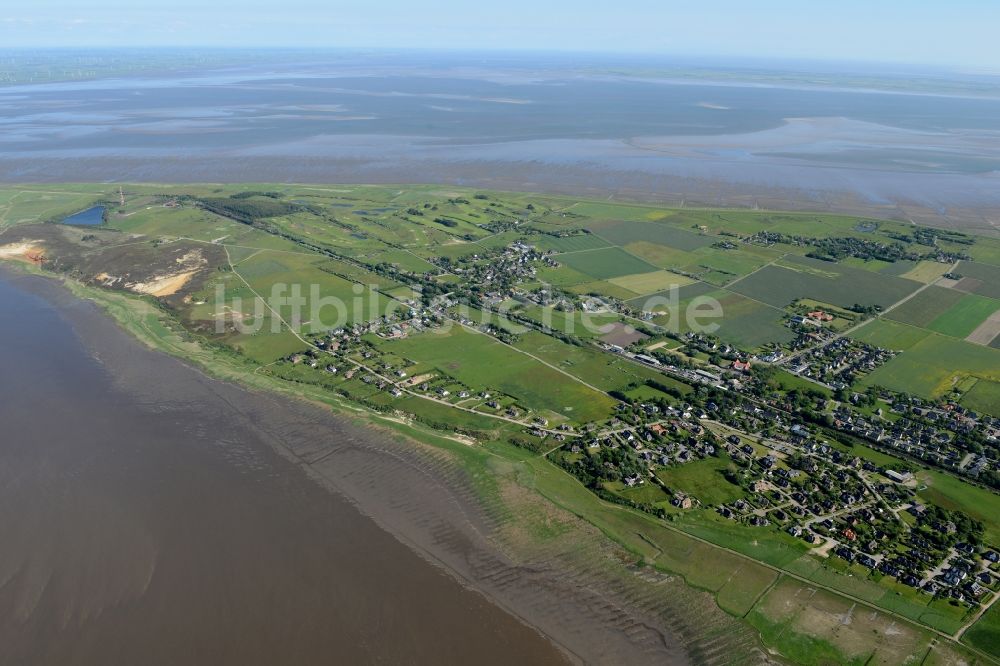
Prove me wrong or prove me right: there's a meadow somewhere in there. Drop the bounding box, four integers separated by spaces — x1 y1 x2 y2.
374 326 618 423
654 455 746 506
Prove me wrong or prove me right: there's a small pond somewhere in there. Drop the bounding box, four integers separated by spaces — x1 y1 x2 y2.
62 206 105 226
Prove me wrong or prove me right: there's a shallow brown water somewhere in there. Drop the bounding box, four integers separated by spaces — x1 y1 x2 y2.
0 268 572 666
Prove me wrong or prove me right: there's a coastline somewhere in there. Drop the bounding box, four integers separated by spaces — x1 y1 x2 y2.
4 154 999 237
1 263 761 665
2 178 996 662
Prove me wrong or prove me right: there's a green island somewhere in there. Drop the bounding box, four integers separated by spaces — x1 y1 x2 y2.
2 183 1000 665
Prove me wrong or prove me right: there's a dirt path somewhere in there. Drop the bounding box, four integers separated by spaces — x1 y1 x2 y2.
957 584 1000 638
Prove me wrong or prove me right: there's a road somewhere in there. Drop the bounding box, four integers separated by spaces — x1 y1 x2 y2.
778 260 960 367
223 246 582 439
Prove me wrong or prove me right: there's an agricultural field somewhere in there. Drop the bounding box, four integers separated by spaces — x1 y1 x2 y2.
886 285 965 328
606 270 694 295
515 305 624 339
4 184 1000 665
858 332 1000 402
511 330 674 393
926 294 1000 339
621 240 699 269
702 292 794 350
954 261 1000 300
554 246 659 280
531 233 610 253
965 603 1000 657
584 218 715 252
899 260 952 283
962 379 1000 416
850 319 933 351
730 255 921 309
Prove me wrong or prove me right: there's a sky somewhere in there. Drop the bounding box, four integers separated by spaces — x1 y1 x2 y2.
2 0 999 69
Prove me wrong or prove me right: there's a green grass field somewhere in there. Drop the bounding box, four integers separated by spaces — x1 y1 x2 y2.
511 330 679 393
375 326 617 423
707 292 794 350
858 331 1000 402
655 455 746 506
964 602 1000 658
730 255 921 309
916 469 1000 545
955 260 1000 300
585 218 715 252
926 293 1000 338
606 270 694 295
555 246 660 280
850 319 932 350
532 233 611 253
886 285 964 328
962 378 1000 416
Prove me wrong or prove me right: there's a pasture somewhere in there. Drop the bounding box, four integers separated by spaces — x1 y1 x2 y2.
621 241 697 269
709 293 794 350
511 330 674 393
916 469 1000 544
606 269 694 295
900 260 951 283
964 602 1000 658
850 319 931 351
532 233 610 253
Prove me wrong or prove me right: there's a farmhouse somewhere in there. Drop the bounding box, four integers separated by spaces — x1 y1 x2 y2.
885 469 913 483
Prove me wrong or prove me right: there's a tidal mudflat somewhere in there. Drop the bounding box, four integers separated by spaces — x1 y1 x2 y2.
0 268 575 665
0 267 718 665
2 53 1000 233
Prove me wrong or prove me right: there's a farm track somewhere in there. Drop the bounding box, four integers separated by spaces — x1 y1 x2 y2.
777 260 960 367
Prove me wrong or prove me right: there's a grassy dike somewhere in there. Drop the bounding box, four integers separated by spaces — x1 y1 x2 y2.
0 233 990 666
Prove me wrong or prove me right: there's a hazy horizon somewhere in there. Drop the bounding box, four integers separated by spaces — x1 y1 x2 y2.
3 1 1000 70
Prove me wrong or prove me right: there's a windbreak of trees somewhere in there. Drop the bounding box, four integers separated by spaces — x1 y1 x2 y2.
198 196 303 222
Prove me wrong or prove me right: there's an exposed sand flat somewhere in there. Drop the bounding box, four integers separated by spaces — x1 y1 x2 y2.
0 241 43 263
129 270 198 297
966 310 1000 346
